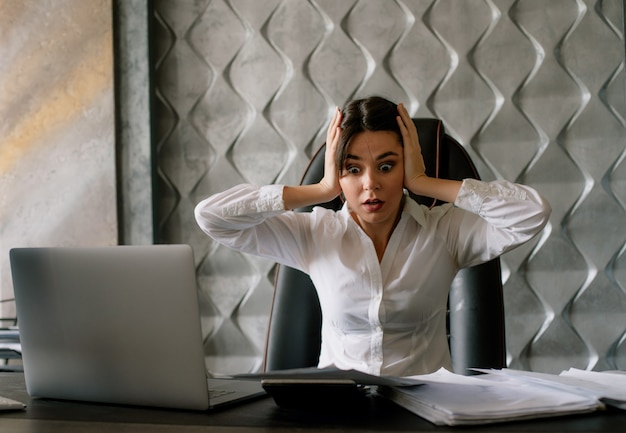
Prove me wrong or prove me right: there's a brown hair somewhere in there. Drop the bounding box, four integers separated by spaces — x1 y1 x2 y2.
336 96 402 171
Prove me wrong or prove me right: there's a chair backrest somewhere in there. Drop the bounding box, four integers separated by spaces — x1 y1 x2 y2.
264 119 506 375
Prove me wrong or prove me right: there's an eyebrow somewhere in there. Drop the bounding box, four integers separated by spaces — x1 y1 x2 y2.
345 151 400 161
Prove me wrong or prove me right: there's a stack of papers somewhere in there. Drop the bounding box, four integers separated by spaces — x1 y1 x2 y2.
240 366 625 426
479 367 626 410
377 368 600 426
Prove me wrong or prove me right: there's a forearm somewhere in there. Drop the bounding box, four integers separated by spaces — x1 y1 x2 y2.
448 179 551 267
283 183 339 210
194 183 309 270
456 178 551 253
194 184 285 234
405 175 462 204
455 179 551 231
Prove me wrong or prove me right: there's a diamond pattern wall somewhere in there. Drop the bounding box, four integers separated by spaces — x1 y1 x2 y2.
152 0 626 375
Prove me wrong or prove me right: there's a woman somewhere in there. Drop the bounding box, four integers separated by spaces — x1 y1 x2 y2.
195 96 551 377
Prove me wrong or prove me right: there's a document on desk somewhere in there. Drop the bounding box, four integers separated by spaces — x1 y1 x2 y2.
559 368 626 409
480 367 626 410
376 368 600 426
0 395 25 411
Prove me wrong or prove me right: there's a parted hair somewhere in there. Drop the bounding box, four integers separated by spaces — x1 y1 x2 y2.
336 96 402 172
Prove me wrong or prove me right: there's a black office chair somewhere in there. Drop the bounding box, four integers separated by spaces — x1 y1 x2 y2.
264 119 506 375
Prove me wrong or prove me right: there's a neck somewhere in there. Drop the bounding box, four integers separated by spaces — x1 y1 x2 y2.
353 204 403 262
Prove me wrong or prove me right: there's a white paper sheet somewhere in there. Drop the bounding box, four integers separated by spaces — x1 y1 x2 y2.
377 368 599 426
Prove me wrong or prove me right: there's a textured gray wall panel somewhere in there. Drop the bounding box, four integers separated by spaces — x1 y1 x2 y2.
153 0 626 375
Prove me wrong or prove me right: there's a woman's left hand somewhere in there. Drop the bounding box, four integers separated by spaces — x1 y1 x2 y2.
396 103 426 192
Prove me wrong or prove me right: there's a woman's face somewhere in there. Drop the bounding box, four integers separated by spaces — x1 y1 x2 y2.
339 130 405 236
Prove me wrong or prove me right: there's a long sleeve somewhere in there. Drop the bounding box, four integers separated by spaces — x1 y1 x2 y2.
194 179 551 377
445 178 551 267
194 184 310 271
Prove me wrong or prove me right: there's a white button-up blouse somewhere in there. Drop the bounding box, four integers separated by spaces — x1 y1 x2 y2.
194 179 551 377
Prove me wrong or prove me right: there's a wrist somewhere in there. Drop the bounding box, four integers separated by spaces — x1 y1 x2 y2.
405 174 428 195
406 176 462 204
283 183 340 210
318 178 341 202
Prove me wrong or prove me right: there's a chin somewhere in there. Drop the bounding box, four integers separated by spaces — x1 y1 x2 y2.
361 213 394 225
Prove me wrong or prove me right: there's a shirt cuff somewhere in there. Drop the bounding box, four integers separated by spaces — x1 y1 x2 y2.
258 184 286 212
221 184 286 217
454 178 527 214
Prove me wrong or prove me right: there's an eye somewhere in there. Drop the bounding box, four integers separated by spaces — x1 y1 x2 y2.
346 165 361 175
379 162 394 172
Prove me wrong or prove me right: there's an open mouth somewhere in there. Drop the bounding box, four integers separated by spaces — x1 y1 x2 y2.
363 198 384 211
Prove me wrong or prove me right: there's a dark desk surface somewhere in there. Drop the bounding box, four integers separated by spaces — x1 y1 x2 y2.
1 373 626 433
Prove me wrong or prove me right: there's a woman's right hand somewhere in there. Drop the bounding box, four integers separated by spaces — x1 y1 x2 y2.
283 107 343 210
319 107 343 199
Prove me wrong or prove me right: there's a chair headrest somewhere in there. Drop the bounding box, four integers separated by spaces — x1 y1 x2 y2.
412 118 444 180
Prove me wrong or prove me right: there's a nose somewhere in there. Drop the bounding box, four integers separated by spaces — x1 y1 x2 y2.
363 169 380 191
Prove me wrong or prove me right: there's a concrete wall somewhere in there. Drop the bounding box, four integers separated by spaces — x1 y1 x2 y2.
0 0 116 328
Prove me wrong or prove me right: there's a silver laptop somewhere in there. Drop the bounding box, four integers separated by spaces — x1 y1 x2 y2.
9 244 265 410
